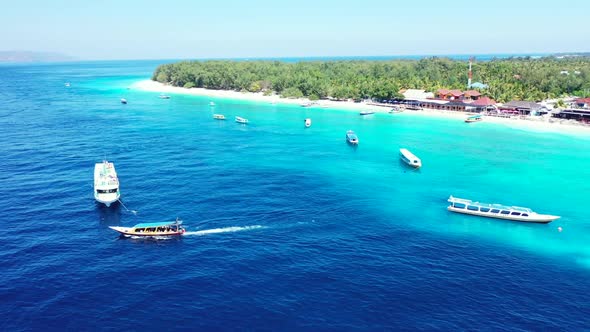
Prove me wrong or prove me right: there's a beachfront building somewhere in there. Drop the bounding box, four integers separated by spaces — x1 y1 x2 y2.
574 98 590 109
400 89 434 100
436 89 482 101
553 108 590 123
499 101 549 116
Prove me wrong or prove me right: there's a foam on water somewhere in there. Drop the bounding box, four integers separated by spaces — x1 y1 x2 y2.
184 225 265 236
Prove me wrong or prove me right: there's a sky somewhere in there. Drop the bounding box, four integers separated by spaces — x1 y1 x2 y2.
1 0 588 60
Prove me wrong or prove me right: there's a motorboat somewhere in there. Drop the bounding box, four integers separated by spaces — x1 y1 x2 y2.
465 115 483 123
304 118 312 128
159 94 170 99
109 218 186 237
209 101 216 106
399 148 421 168
389 107 403 113
64 82 71 87
301 102 313 107
447 196 560 223
121 98 127 104
346 130 359 145
235 116 248 124
360 111 375 115
94 160 120 207
213 114 226 120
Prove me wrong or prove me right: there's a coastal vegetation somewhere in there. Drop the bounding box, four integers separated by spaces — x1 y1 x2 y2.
152 57 590 103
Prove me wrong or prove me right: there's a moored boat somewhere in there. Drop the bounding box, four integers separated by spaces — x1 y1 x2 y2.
159 94 170 99
465 115 482 123
304 118 311 128
360 111 375 115
301 101 313 107
120 98 127 104
65 82 71 87
447 196 560 223
389 107 403 113
94 160 120 207
213 114 226 120
109 219 186 237
399 148 421 168
346 130 358 144
209 101 216 106
235 116 248 124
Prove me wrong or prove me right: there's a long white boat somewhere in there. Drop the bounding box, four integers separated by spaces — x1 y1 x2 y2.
109 219 186 237
213 114 226 120
94 160 120 207
235 116 248 124
447 196 560 223
346 130 358 144
399 148 421 168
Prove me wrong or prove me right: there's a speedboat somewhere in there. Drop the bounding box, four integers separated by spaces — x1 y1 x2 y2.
213 114 226 120
447 196 560 223
360 111 375 115
120 98 127 104
399 148 421 168
209 101 216 106
465 115 482 123
109 218 186 237
304 118 312 128
159 94 170 99
94 160 120 207
346 130 359 145
65 82 71 87
235 116 248 124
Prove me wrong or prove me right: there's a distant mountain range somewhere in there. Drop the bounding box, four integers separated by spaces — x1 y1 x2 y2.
0 51 74 63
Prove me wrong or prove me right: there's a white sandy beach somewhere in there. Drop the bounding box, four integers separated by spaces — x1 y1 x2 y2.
133 80 590 136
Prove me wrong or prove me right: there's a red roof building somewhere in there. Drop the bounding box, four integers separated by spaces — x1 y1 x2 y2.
464 90 482 100
470 96 495 106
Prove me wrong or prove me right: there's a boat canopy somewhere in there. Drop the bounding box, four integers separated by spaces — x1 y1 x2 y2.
133 221 180 228
448 195 533 213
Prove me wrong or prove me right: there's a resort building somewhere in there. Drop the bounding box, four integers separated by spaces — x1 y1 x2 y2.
436 89 482 101
399 89 434 100
498 101 549 116
574 98 590 109
553 108 590 122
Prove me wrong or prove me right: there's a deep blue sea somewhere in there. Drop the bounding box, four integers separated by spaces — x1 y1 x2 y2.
1 60 590 331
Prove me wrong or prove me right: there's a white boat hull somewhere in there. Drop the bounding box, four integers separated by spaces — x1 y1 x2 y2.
447 206 559 223
95 192 120 206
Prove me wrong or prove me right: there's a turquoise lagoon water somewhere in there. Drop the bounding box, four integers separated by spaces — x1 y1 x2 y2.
1 60 590 330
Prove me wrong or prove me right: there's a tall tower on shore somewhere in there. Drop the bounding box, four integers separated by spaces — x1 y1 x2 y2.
468 57 474 88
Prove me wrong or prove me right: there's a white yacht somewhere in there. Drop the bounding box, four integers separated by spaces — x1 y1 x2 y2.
235 116 248 124
447 196 560 223
304 118 312 128
346 130 359 145
399 148 421 168
94 160 120 207
159 94 170 99
213 114 226 120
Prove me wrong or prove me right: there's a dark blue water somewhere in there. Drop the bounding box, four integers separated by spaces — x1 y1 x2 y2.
1 61 589 331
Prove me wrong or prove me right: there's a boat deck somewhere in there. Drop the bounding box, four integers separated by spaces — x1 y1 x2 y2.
94 162 119 187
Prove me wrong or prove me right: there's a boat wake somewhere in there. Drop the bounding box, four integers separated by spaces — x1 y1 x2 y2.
183 225 265 236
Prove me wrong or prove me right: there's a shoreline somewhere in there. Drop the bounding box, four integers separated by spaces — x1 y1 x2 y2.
132 80 590 136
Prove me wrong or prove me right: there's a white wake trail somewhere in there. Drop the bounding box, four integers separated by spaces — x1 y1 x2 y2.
183 225 265 236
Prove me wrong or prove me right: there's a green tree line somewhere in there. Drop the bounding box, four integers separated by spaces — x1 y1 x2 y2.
152 57 590 103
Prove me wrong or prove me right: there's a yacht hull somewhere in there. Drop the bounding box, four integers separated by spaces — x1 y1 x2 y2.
447 206 559 223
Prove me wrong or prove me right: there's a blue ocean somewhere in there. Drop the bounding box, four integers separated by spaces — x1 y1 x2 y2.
1 60 590 331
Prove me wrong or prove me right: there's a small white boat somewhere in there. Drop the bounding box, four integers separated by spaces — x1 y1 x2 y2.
304 118 312 128
213 114 226 120
301 102 312 107
209 101 216 106
109 218 186 237
346 130 358 145
465 115 482 123
120 98 127 104
399 148 421 168
235 116 248 124
360 111 375 115
447 196 560 223
159 94 170 99
94 160 120 207
64 82 71 87
389 107 403 114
